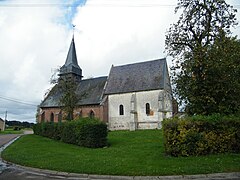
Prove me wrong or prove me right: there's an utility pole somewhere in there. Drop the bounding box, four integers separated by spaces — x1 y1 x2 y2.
3 110 7 131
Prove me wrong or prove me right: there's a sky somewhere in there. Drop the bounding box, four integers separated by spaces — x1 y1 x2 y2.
0 0 239 123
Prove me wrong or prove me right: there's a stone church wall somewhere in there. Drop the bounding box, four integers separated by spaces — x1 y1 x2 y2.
108 89 173 130
108 93 132 130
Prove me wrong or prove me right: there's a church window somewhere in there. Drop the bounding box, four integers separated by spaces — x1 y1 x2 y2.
89 110 95 119
50 112 54 122
58 111 62 123
41 112 45 122
78 110 82 118
119 105 124 115
146 103 150 115
67 113 70 120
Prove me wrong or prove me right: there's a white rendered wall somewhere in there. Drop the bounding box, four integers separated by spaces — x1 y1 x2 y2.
108 93 132 130
108 89 173 130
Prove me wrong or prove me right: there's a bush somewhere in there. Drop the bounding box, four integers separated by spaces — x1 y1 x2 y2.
61 121 77 144
33 118 108 148
162 115 240 156
33 124 40 135
13 126 22 131
76 118 108 148
53 123 63 141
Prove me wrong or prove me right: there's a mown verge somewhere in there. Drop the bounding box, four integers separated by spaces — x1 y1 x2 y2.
2 130 240 176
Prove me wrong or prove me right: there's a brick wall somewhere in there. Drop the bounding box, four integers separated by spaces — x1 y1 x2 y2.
38 105 106 123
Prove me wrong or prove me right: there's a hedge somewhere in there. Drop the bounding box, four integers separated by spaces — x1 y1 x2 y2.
162 115 240 156
33 118 108 148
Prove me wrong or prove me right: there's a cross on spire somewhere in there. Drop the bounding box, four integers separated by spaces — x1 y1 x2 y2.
72 24 76 37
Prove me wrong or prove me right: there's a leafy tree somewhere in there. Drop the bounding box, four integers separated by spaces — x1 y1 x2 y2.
58 76 80 121
203 35 240 114
165 0 239 115
49 68 81 121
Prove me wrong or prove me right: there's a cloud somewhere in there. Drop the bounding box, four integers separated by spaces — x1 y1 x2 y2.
73 0 178 77
0 0 71 122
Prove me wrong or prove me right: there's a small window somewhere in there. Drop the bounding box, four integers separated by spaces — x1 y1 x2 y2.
89 110 95 119
41 112 45 122
79 110 82 118
119 105 124 115
58 111 62 123
146 103 150 115
50 112 54 122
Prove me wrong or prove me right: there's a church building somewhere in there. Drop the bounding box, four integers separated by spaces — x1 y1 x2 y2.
38 37 173 130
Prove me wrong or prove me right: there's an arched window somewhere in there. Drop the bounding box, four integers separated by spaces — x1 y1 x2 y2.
58 111 62 123
146 103 150 115
41 112 45 122
89 110 95 119
119 105 124 115
50 112 54 122
78 110 82 118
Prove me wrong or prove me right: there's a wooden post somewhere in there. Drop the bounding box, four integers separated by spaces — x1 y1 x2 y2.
3 110 7 131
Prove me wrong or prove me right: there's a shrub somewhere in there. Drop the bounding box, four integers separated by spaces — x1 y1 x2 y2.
44 122 55 138
76 118 108 148
33 123 41 135
61 121 77 144
33 118 108 148
13 126 21 131
162 115 240 156
52 123 63 141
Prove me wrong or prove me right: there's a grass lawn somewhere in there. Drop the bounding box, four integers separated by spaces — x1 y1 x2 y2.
0 128 24 134
2 130 240 176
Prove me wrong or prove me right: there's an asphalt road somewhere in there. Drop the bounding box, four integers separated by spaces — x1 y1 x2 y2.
0 134 20 147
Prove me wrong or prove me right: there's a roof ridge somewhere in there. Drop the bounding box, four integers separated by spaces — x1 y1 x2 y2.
81 76 108 81
104 58 167 95
113 58 166 68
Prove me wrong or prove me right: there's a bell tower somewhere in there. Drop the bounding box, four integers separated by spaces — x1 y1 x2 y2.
59 36 83 82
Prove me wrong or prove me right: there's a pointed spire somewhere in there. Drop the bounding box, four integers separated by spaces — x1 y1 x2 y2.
64 37 78 67
59 36 83 79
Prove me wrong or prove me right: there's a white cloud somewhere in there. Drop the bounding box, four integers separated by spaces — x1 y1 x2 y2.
0 0 70 122
73 0 178 77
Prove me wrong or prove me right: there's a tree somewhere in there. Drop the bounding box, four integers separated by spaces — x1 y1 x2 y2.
50 68 81 121
204 35 240 114
58 76 80 121
165 0 239 115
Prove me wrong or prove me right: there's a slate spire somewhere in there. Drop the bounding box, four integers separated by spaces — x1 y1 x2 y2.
59 36 83 80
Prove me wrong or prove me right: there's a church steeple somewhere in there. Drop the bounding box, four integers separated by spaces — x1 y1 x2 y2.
59 36 83 80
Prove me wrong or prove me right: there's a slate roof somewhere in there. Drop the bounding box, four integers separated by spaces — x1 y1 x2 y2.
59 37 82 77
40 76 107 108
104 58 167 95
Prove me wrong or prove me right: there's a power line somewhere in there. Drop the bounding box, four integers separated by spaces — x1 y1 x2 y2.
0 3 239 9
0 3 176 8
0 96 37 107
0 3 84 7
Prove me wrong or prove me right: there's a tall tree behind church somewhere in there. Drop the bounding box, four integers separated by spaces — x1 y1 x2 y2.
165 0 239 115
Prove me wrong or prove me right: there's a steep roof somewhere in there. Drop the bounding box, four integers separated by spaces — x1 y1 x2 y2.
59 37 82 77
104 58 168 95
0 118 4 122
40 76 107 108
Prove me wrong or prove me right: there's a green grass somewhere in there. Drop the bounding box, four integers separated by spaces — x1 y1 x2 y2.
0 128 24 134
2 130 240 176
